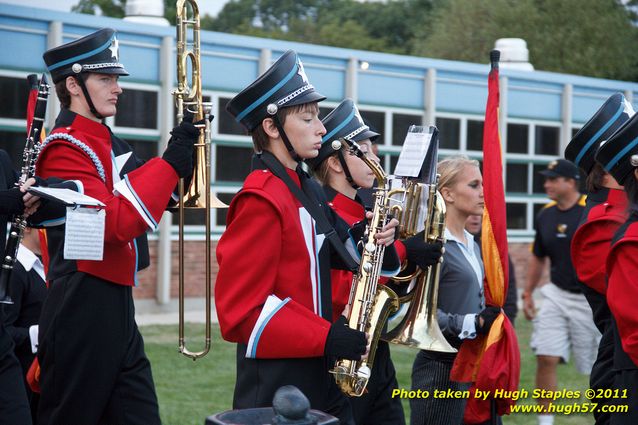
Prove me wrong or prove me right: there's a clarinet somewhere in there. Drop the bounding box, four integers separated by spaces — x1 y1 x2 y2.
0 74 49 304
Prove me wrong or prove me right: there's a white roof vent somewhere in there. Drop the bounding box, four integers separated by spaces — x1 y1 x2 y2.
124 0 169 26
494 38 534 71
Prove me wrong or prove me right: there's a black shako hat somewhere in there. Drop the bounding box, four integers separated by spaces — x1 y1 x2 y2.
565 93 634 174
226 50 326 132
539 159 581 180
307 99 379 170
43 28 129 84
595 112 638 185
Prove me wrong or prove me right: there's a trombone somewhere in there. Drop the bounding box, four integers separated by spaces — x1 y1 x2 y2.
173 0 218 360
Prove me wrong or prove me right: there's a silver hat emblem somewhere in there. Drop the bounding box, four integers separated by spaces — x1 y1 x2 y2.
266 103 278 115
72 63 83 74
108 36 119 61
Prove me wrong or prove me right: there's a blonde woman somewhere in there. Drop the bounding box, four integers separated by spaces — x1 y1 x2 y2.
410 156 500 425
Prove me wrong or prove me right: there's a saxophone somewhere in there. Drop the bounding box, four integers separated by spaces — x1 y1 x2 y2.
330 137 400 397
0 74 49 304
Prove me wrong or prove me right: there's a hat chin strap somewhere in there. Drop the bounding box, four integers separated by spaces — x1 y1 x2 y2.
266 103 301 163
75 74 104 120
336 150 359 190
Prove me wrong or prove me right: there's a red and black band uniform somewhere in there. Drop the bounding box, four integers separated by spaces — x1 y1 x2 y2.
215 154 400 423
605 210 638 423
571 188 628 425
35 108 181 425
324 186 405 425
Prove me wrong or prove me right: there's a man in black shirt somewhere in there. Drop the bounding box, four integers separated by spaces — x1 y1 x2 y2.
522 159 600 425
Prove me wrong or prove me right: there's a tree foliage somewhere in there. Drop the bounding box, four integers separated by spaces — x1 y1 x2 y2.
206 0 436 54
72 0 126 17
70 0 638 81
418 0 638 81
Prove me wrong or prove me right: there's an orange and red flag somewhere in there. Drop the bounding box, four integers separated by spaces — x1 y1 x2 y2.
450 50 521 423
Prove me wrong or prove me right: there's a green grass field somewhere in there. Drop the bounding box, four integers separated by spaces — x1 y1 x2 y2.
142 318 592 425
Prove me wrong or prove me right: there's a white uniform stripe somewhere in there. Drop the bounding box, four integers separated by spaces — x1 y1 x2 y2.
299 208 319 315
246 295 291 358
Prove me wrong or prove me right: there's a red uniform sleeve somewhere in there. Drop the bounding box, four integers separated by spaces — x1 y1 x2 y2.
395 239 407 264
215 192 331 359
607 244 638 366
331 269 353 322
571 219 617 295
37 142 178 243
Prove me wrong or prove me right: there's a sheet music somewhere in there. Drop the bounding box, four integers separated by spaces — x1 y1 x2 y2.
394 129 433 178
29 187 105 207
64 207 105 261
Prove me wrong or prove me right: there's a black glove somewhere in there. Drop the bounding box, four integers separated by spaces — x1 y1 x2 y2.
403 231 443 269
475 306 501 334
162 120 200 178
324 316 367 360
0 187 25 215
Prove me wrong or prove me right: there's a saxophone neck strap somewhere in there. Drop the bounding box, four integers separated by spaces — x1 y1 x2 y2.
258 151 358 273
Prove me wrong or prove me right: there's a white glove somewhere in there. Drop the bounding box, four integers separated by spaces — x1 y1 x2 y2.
29 325 39 354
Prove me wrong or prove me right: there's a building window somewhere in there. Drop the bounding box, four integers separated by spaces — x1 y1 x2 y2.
507 123 529 154
359 110 385 142
389 154 400 175
436 117 460 150
534 125 560 156
506 203 527 229
572 127 580 139
466 119 484 151
0 76 29 120
170 209 207 225
215 145 253 182
114 89 158 129
505 163 528 193
127 139 158 161
392 113 422 146
0 130 24 169
218 97 248 136
215 192 236 227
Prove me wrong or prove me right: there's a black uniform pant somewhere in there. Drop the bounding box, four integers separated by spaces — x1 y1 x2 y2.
234 345 355 425
0 326 31 425
350 341 405 425
610 369 638 425
37 272 160 425
590 324 615 425
410 350 469 425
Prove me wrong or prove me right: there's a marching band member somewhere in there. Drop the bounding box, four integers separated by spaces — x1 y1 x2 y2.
1 149 77 424
594 113 638 424
307 98 442 425
410 156 499 425
216 50 399 424
565 92 633 425
36 28 199 425
0 151 40 425
4 227 47 421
